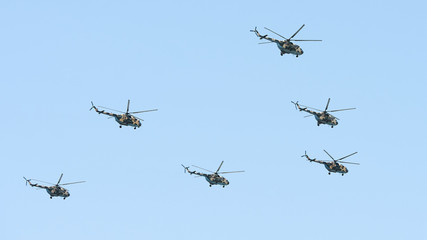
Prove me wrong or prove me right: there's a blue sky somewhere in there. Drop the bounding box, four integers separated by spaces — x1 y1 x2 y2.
1 1 426 239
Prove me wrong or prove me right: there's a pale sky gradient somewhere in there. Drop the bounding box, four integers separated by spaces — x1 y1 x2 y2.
1 1 426 240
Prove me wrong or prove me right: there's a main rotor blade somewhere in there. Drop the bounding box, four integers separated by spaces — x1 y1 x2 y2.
323 150 335 161
264 27 288 40
31 179 55 185
289 24 305 40
298 104 323 112
129 109 158 114
60 181 86 186
216 161 224 173
328 108 356 113
218 171 245 174
57 173 63 185
338 161 360 165
291 40 322 42
304 115 314 118
330 114 340 120
98 106 126 114
134 116 144 121
127 100 130 114
337 152 358 161
325 98 331 111
192 165 214 173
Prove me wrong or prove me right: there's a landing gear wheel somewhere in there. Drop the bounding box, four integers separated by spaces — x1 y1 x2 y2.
331 126 334 128
209 185 212 187
119 126 122 128
63 197 66 200
134 127 136 129
328 172 331 175
223 186 225 188
280 52 283 56
296 55 299 58
50 196 52 199
342 174 344 176
317 123 320 126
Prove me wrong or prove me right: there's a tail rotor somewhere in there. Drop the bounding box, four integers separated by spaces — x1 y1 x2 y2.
250 27 268 39
89 101 95 111
301 151 315 162
181 164 190 174
23 177 30 186
301 151 307 158
291 101 299 110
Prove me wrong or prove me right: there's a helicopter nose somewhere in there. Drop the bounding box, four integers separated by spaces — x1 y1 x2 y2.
225 180 229 185
300 49 304 54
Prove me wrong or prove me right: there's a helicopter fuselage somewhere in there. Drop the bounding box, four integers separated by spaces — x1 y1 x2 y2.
46 186 70 198
314 112 338 126
308 159 349 175
204 174 229 186
276 41 303 56
323 162 348 174
114 114 141 128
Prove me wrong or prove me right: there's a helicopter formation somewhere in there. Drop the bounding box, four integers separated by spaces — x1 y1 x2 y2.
23 24 360 199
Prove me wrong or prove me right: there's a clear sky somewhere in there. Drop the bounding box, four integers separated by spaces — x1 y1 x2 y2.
1 1 426 239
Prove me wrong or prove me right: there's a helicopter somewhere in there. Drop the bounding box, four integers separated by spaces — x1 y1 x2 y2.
90 100 157 129
23 173 85 199
291 98 355 128
302 150 359 176
250 24 321 57
181 161 244 188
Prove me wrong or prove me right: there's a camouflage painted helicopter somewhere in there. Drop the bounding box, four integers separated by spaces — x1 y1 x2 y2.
23 174 85 199
302 150 359 176
291 98 355 128
181 161 244 188
90 100 157 129
250 24 321 57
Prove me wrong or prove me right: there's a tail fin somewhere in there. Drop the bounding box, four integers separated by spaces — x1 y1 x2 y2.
89 101 96 111
291 101 299 110
181 164 190 174
250 27 262 39
23 177 31 186
301 151 315 162
89 101 103 114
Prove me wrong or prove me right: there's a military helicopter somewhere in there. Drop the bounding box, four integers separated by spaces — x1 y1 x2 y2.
302 150 359 176
181 161 244 187
23 173 85 199
250 24 321 57
90 100 157 129
291 98 355 128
